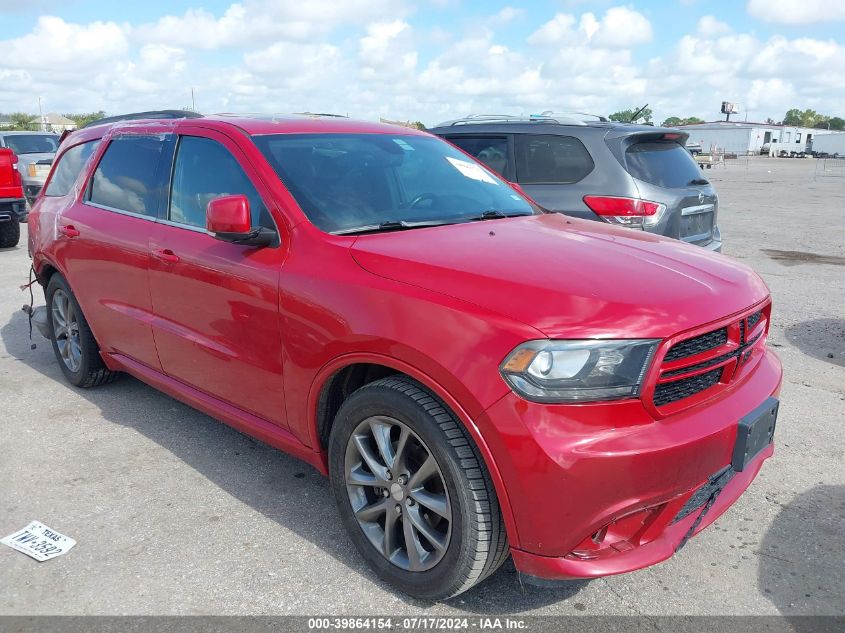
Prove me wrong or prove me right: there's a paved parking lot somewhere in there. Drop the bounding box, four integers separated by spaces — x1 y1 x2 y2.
1 157 843 616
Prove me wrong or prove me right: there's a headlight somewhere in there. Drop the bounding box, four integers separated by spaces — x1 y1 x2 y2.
500 339 659 403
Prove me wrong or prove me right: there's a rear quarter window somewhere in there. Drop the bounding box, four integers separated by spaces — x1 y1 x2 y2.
89 136 164 216
514 134 594 184
624 142 703 188
44 140 100 197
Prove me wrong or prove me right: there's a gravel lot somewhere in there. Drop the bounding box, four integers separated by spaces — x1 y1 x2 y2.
0 157 843 616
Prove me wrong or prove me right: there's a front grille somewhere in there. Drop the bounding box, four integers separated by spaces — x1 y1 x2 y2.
653 368 722 407
652 307 767 409
664 327 727 362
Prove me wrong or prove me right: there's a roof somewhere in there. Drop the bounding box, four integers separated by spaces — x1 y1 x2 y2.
43 112 76 125
73 112 432 140
0 130 59 136
678 120 844 132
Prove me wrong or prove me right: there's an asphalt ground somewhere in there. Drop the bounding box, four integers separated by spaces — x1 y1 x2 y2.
0 156 843 616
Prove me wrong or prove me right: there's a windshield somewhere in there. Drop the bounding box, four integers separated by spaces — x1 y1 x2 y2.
624 141 704 188
3 134 60 155
253 133 536 233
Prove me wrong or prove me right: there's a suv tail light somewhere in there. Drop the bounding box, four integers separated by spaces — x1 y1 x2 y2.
583 195 666 229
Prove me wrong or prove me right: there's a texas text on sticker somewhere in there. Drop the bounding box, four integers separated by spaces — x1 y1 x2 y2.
445 156 498 184
1 521 76 562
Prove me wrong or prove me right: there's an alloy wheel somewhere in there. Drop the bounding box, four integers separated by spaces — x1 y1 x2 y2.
344 415 452 572
51 289 82 373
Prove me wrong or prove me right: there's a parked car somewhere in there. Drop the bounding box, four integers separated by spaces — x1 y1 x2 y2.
0 147 26 247
0 131 61 205
429 115 722 251
28 112 780 599
686 141 703 156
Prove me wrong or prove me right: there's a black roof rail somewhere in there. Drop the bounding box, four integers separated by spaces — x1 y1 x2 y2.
437 113 587 127
81 110 203 129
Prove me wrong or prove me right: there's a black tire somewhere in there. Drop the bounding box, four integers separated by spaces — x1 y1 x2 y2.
0 220 20 248
46 274 117 388
329 376 508 600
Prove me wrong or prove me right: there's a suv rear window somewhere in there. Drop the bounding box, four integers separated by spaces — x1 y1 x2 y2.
446 136 508 176
89 136 164 217
625 142 702 188
514 135 594 184
44 140 100 197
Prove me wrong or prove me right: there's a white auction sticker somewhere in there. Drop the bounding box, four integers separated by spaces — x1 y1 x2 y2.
1 521 76 562
445 156 498 184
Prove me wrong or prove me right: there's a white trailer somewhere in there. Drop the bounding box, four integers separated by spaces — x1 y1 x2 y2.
812 133 845 157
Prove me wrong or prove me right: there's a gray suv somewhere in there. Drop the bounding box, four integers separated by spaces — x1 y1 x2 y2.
429 115 722 251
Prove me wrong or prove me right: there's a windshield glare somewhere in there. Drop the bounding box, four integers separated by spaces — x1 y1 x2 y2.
253 133 535 233
3 134 60 155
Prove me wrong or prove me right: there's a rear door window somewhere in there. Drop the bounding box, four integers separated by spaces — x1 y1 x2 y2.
167 135 273 229
445 136 509 177
89 136 165 217
625 142 703 188
44 140 100 197
514 135 594 184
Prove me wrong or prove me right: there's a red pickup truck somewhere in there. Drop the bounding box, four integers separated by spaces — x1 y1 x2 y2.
0 147 26 247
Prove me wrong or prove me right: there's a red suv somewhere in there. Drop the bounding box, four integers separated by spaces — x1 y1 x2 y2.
28 113 782 599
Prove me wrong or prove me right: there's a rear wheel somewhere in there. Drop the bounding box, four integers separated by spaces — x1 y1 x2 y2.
0 220 20 248
329 376 508 599
46 274 117 388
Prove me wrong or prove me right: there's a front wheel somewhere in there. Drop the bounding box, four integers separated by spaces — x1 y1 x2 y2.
329 376 508 599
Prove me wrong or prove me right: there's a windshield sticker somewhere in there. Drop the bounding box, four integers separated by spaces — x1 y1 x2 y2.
445 157 497 184
393 139 415 151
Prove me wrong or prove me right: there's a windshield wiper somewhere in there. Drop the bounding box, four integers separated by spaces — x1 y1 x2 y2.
466 210 532 221
332 219 457 235
688 178 710 186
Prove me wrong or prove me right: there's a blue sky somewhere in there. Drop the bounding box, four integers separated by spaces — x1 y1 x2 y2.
1 0 844 125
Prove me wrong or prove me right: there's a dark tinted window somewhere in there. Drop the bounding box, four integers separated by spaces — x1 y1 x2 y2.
446 136 508 176
3 134 60 154
44 140 100 197
254 134 534 234
515 134 594 184
625 142 703 188
169 136 272 229
89 136 164 216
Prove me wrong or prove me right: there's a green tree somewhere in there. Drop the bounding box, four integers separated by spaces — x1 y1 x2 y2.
10 112 38 130
661 116 704 127
609 106 653 123
63 110 106 128
783 108 802 125
828 117 845 130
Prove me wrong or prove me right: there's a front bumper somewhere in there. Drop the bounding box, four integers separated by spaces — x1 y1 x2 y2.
478 347 782 579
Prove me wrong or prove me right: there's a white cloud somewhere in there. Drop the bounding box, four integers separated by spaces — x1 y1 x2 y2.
589 7 653 48
528 6 652 48
747 0 845 25
697 15 731 37
488 6 524 26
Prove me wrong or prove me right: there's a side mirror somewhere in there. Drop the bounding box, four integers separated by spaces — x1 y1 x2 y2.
206 195 275 247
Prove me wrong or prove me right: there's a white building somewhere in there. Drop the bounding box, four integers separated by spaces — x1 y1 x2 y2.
677 120 845 154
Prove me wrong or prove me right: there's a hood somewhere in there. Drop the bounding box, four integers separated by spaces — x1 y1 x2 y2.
350 213 769 339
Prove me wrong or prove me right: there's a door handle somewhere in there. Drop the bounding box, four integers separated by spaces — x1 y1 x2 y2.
152 248 180 264
59 225 80 238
